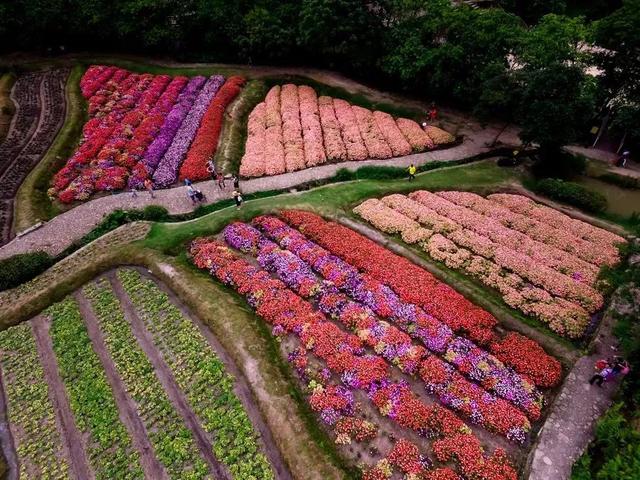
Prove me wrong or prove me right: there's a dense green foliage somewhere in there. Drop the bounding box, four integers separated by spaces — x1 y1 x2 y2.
0 251 53 291
597 172 640 190
530 178 608 213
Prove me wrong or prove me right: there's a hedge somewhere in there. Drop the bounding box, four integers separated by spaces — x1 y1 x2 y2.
531 178 608 213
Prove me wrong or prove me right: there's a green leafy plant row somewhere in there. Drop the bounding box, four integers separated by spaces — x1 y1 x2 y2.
530 178 608 213
118 268 274 480
83 279 210 480
46 298 143 480
0 322 70 479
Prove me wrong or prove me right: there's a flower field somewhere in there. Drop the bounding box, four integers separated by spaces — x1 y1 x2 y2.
353 191 625 338
189 209 566 479
50 65 244 202
239 84 455 177
0 270 275 479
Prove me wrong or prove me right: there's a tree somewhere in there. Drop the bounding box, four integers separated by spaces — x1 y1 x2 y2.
298 0 387 71
382 1 523 106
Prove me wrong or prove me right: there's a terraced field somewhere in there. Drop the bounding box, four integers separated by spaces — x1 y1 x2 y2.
0 268 283 480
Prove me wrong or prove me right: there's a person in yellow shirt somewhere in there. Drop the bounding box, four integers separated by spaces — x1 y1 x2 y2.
407 164 417 180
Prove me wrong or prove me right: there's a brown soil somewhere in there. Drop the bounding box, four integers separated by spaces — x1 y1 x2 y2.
108 273 231 480
31 315 94 480
135 266 294 480
0 368 18 480
74 290 169 480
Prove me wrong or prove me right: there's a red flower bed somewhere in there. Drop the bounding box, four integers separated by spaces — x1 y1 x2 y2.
178 76 245 181
490 333 562 388
279 210 498 344
388 439 428 476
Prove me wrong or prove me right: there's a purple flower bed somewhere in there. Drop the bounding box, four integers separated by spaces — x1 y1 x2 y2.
250 215 544 415
141 76 206 176
153 75 225 187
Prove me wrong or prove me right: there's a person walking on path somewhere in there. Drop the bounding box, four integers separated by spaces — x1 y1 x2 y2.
187 184 198 204
144 179 155 198
232 190 243 209
232 174 240 190
428 102 438 122
216 172 226 189
407 164 417 181
206 159 217 179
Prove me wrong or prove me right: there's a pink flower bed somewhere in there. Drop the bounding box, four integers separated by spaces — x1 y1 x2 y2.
333 98 369 161
298 86 327 167
373 111 412 157
352 106 393 159
281 84 306 172
396 118 434 150
239 84 453 177
318 95 348 162
354 192 623 338
239 102 266 178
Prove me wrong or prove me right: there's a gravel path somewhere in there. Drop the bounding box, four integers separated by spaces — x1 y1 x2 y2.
0 130 503 259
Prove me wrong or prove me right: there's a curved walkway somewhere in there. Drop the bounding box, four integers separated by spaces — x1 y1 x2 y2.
0 132 501 259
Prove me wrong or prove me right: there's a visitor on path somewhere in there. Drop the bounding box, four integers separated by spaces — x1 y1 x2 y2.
144 179 155 198
407 164 417 181
428 102 438 122
616 151 630 168
184 178 192 187
589 357 629 387
187 184 204 204
130 186 138 198
232 190 243 208
232 174 240 189
206 159 217 179
216 172 226 189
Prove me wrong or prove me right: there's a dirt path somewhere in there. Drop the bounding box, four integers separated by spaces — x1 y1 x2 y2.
0 369 18 480
108 273 231 480
74 290 169 480
136 267 294 480
31 315 94 480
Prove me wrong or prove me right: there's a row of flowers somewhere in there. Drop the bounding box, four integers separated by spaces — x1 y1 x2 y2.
177 76 245 182
406 191 600 283
52 72 157 200
354 198 590 338
152 75 225 187
394 192 604 311
239 84 454 178
278 209 562 386
189 238 518 480
52 66 245 201
249 218 545 412
488 193 625 260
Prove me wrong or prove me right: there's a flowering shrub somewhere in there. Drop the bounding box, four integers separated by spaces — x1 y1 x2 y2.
178 76 245 181
334 417 378 443
225 220 535 437
423 125 455 145
189 237 518 479
278 210 560 387
239 84 453 177
354 195 597 338
53 66 241 200
388 439 431 476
